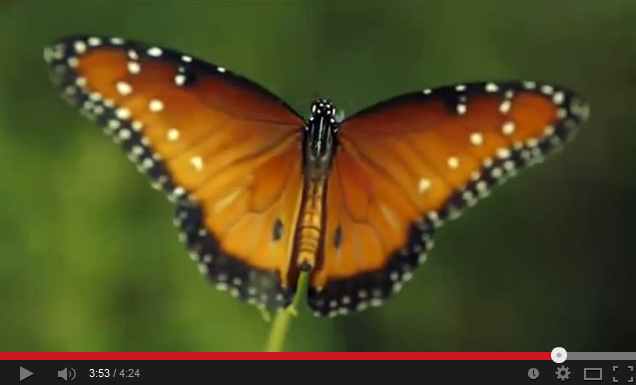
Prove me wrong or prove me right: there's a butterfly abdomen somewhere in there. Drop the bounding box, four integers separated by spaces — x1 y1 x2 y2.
293 178 328 272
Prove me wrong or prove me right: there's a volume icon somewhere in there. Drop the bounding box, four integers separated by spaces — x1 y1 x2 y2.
57 367 76 381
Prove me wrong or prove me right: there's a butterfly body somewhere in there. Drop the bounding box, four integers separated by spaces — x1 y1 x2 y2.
44 35 589 317
294 178 327 272
303 99 339 181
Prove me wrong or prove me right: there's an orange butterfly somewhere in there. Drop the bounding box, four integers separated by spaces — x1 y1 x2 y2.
44 36 590 317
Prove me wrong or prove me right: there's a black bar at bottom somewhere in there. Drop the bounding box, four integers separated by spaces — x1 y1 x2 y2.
4 359 634 384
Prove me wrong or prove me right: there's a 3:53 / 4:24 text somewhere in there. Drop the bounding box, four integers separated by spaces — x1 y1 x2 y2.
89 369 140 378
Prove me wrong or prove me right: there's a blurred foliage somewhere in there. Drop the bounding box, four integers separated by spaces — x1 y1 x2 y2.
0 0 634 352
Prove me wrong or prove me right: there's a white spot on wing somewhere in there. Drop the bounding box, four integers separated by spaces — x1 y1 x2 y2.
43 48 54 62
447 157 460 169
571 98 590 120
52 46 64 60
116 81 132 96
149 99 164 112
108 120 120 130
470 132 483 146
418 178 431 193
74 41 87 54
523 81 537 89
118 129 131 140
167 128 180 141
502 121 516 135
557 108 567 119
127 62 140 74
497 148 511 159
147 47 163 57
190 157 204 170
541 84 554 95
499 100 512 114
87 37 101 46
115 107 131 120
174 74 186 86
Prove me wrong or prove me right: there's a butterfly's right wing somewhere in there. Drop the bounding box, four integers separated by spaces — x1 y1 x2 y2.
309 81 589 316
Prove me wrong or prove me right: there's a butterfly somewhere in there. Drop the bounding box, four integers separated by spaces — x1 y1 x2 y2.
44 35 590 317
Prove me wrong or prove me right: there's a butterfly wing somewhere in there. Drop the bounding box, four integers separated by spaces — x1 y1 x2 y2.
309 81 589 316
44 36 307 311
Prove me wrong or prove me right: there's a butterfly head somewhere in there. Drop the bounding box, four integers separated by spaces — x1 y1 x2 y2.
303 99 340 180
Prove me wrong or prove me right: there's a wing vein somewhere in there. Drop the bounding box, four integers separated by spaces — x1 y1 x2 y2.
342 138 421 211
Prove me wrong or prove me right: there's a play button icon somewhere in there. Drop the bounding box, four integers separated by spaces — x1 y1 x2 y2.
20 367 33 382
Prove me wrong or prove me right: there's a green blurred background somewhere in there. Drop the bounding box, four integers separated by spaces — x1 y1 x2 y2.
1 0 634 352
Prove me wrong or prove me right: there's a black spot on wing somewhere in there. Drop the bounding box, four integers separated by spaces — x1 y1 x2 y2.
175 204 293 312
307 218 436 317
272 218 283 242
333 226 343 249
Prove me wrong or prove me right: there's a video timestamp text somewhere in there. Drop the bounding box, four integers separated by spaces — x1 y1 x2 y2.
89 368 140 378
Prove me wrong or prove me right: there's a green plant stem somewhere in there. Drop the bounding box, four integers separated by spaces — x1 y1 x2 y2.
264 271 309 352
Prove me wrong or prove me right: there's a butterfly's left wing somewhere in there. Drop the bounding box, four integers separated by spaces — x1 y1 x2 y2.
44 36 308 312
308 81 589 316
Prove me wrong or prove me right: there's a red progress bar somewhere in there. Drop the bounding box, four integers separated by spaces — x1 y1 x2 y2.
0 352 551 360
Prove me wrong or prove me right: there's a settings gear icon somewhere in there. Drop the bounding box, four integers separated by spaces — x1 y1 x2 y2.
556 365 570 381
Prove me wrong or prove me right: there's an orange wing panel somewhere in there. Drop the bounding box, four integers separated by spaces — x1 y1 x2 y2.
45 36 306 312
308 81 589 316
